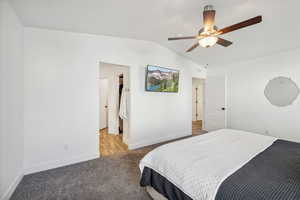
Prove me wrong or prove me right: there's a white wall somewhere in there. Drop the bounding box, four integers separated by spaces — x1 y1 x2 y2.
23 27 206 174
192 78 204 121
216 48 300 142
0 1 24 199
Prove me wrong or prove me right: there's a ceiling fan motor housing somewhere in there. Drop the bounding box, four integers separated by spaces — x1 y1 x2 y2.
199 26 218 35
204 5 214 11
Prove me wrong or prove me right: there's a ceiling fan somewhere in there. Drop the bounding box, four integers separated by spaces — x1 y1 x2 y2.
168 5 262 52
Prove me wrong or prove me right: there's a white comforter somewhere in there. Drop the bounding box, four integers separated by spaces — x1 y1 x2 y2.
139 129 277 200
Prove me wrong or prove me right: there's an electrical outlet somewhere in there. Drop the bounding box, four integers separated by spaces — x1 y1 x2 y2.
264 130 269 135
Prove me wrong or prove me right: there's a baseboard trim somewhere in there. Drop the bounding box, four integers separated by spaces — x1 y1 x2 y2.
128 132 191 150
24 152 100 175
1 172 23 200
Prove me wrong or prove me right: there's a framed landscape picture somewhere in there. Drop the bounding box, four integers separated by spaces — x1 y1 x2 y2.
145 65 179 93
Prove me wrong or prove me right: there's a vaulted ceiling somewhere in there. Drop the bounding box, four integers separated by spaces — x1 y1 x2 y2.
10 0 300 66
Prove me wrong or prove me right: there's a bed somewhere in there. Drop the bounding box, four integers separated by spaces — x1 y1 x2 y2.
139 129 300 200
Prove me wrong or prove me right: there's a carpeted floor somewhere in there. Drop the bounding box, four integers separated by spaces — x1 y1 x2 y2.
11 131 207 200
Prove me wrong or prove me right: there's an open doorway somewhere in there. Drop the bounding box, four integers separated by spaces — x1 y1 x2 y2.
99 62 130 156
192 78 205 135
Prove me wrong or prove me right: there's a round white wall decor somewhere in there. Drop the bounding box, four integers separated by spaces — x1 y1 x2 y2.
264 76 299 107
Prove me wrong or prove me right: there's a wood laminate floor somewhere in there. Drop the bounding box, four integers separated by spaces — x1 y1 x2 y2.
192 120 203 135
99 128 128 156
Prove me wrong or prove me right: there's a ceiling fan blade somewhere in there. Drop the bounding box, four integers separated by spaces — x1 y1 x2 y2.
186 43 199 52
217 38 233 47
203 10 216 31
216 16 262 35
168 36 197 41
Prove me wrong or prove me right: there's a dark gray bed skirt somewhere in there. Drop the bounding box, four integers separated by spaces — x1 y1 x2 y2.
140 139 300 200
140 167 192 200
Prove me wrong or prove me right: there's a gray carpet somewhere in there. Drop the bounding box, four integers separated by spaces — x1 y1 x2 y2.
11 131 207 200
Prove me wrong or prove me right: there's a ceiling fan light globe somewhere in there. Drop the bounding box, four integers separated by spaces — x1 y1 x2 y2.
198 36 218 48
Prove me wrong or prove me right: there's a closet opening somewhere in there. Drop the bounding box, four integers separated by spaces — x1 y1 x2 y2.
99 62 130 156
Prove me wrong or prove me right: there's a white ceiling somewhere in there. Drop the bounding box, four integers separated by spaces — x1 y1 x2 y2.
9 0 300 66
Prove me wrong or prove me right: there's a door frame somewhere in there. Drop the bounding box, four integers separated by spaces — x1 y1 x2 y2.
98 61 131 145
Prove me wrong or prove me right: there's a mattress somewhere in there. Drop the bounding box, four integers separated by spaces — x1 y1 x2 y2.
140 129 277 200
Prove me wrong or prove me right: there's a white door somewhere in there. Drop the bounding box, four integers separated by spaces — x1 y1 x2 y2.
99 78 108 129
107 74 120 134
204 76 226 131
